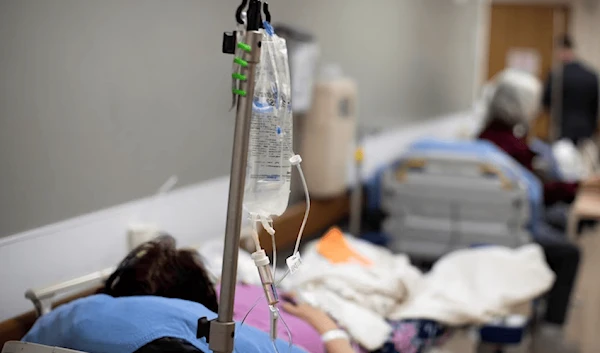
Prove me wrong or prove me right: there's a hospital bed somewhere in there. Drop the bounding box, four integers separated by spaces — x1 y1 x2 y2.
367 138 542 260
363 138 546 352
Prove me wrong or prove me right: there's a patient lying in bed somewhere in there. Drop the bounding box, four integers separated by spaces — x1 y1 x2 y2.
22 235 354 353
22 234 456 353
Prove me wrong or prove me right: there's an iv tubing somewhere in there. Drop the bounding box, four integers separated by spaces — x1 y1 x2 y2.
271 229 278 280
251 219 262 252
293 163 310 255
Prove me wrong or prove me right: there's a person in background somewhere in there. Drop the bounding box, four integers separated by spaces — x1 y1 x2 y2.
543 34 599 145
481 70 584 206
478 69 584 328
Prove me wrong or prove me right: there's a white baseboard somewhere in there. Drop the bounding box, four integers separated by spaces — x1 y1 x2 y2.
0 111 476 321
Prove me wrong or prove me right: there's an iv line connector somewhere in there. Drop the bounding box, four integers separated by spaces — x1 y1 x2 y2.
252 249 279 306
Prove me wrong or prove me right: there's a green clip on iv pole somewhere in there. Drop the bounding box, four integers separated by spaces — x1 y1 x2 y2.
196 1 265 353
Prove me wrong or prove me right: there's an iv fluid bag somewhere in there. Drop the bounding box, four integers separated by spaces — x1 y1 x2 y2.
243 29 293 218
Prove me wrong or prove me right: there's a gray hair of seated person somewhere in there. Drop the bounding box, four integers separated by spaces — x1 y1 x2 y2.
484 69 543 129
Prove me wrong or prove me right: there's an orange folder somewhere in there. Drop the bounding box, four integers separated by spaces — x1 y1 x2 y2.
316 227 373 266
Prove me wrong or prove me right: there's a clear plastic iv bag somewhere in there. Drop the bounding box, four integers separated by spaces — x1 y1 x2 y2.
243 27 293 219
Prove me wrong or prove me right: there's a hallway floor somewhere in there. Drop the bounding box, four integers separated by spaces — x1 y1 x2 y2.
561 227 600 353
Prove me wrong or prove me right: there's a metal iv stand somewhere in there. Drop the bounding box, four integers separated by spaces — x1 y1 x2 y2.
196 1 269 353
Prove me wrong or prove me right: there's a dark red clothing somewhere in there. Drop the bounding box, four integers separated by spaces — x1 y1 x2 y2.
479 121 578 205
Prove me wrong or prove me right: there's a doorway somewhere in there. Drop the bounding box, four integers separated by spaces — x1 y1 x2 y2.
487 3 570 140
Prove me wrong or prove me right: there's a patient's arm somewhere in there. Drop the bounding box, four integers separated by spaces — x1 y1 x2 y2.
281 298 356 353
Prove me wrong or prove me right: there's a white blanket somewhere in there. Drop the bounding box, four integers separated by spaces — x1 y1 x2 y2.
393 244 555 324
286 237 421 350
198 239 262 286
287 235 555 351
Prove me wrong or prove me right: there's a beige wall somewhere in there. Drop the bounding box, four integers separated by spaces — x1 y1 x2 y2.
0 0 483 237
572 0 600 70
272 0 483 121
475 0 493 98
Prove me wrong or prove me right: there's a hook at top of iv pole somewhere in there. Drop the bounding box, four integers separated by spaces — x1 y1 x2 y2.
236 0 271 28
263 2 271 24
235 0 248 25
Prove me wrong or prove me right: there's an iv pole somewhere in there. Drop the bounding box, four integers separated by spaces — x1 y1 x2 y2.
197 1 265 353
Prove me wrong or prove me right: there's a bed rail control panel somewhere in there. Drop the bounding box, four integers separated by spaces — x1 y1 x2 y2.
395 156 516 190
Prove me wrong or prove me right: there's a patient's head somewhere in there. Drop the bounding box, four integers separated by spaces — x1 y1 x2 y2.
485 69 542 129
102 234 219 312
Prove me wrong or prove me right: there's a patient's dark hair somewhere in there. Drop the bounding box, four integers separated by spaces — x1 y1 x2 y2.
102 234 218 313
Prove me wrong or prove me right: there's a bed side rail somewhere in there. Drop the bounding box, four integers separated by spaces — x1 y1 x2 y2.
24 267 115 316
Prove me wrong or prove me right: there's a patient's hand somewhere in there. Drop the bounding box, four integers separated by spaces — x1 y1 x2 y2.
281 294 338 334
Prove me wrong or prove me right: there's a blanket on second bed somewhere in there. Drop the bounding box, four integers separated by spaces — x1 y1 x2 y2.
282 229 555 350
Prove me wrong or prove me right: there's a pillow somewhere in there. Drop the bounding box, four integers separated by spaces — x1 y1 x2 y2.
23 294 306 353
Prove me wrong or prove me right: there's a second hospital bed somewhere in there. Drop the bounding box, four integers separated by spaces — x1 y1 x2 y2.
366 138 543 260
361 138 547 352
